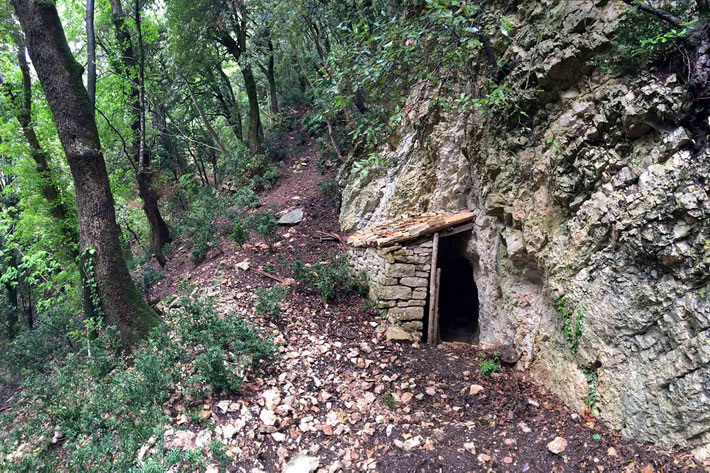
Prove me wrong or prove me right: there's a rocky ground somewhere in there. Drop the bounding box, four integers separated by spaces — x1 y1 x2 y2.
149 119 708 473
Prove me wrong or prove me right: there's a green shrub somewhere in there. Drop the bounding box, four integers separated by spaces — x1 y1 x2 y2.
178 190 229 266
0 296 275 471
290 254 367 303
175 296 277 395
383 392 396 409
588 2 695 75
4 304 80 372
281 89 309 108
232 186 260 209
219 144 281 192
584 369 600 411
252 211 281 249
230 216 251 246
254 286 287 317
141 265 165 294
479 353 500 376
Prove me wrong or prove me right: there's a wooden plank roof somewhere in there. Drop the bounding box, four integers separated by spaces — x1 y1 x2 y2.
347 211 475 248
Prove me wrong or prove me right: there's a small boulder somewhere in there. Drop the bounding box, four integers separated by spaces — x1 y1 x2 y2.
547 436 568 454
235 260 250 271
385 325 413 342
278 208 304 225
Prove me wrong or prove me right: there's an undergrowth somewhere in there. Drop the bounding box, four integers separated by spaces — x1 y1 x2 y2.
290 254 368 303
588 1 696 75
0 295 275 472
478 353 500 376
254 286 288 317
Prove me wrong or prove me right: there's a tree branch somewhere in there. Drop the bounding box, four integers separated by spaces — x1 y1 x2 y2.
621 0 683 28
96 107 136 171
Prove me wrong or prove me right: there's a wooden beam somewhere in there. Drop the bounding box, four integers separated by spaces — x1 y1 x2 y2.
438 222 474 238
427 232 440 344
433 268 441 344
348 211 475 248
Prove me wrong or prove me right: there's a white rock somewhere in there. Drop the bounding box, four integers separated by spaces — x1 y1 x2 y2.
221 423 238 440
216 400 231 413
385 325 412 342
469 384 484 395
394 436 423 451
283 454 319 473
263 389 282 410
260 408 277 426
163 429 196 450
236 260 250 271
278 208 304 225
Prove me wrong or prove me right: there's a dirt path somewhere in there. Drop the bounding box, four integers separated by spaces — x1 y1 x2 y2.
152 118 706 473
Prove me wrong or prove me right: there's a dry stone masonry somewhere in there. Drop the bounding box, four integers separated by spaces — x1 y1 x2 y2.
348 239 433 341
347 212 475 342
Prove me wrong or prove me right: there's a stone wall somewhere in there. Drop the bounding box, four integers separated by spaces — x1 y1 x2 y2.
348 239 433 340
338 0 710 459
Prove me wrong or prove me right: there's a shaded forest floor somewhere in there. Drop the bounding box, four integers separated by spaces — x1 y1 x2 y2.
146 115 707 473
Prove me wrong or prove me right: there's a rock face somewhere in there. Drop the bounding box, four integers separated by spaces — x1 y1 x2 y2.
339 0 709 458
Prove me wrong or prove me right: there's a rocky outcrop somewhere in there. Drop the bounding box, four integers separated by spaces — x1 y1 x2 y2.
339 0 710 459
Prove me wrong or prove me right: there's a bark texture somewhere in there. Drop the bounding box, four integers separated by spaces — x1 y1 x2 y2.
12 0 160 347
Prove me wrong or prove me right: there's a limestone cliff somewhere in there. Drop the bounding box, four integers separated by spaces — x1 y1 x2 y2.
338 0 710 459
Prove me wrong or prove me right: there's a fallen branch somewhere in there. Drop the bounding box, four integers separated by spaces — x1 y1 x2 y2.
251 268 285 283
621 0 683 28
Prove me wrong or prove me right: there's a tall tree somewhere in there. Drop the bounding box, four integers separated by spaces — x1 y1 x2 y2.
213 1 263 153
1 30 95 320
257 32 279 115
12 0 160 347
108 0 172 264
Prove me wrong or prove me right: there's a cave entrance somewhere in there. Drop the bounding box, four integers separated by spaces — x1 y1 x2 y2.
428 228 478 344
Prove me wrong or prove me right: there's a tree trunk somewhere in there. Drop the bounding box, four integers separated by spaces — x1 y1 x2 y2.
86 0 96 108
108 0 171 258
207 67 243 142
266 37 279 114
185 77 229 156
12 0 160 347
3 251 19 338
213 9 262 153
137 170 170 266
242 65 262 153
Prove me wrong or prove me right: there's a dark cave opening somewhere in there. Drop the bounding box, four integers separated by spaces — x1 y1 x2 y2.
437 232 479 343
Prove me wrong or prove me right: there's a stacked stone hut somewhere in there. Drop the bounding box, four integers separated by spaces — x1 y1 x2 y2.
347 212 475 342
